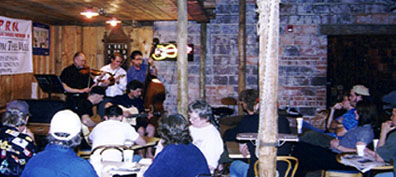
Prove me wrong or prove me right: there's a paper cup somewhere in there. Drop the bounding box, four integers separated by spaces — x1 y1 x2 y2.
123 149 134 163
296 118 303 134
356 144 365 156
296 118 303 128
373 139 379 151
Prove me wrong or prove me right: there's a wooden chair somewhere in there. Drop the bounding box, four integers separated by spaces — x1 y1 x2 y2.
322 170 363 177
311 110 329 130
254 156 299 177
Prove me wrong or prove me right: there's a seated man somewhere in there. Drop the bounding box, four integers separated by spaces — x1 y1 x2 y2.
188 100 224 173
75 86 106 127
224 89 291 177
365 107 396 177
106 80 156 158
0 100 37 177
21 110 98 177
89 105 145 162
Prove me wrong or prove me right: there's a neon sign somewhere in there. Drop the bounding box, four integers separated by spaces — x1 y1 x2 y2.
151 43 194 61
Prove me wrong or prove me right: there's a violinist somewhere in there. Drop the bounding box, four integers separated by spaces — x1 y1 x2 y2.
60 51 97 113
126 50 158 84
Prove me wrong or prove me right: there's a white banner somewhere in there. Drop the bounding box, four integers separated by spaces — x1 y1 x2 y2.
0 16 33 75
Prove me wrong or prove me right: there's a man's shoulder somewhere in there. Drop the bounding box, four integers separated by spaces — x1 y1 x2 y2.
100 64 111 70
62 64 76 71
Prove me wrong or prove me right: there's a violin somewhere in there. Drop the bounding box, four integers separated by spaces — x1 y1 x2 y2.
79 66 103 76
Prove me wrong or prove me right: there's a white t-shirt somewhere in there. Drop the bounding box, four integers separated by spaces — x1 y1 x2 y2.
89 120 139 149
189 124 224 172
94 64 127 97
89 120 139 175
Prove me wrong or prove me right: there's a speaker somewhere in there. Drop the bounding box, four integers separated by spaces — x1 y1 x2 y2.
23 99 66 123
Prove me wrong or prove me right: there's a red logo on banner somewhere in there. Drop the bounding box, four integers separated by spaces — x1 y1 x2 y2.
0 20 19 32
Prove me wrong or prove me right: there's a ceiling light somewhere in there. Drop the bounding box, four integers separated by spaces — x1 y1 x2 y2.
80 8 99 19
106 18 121 27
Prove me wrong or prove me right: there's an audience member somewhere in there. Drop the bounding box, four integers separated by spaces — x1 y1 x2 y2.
144 114 210 177
293 100 376 176
0 100 37 177
329 85 370 137
21 110 98 177
326 93 353 132
89 105 145 161
365 107 396 177
188 100 224 173
300 85 370 148
224 89 291 177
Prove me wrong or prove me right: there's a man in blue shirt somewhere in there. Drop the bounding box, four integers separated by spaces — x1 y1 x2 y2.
127 50 158 83
21 110 98 177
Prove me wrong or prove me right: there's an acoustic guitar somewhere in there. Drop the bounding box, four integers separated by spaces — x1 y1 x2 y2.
98 74 126 87
118 105 161 126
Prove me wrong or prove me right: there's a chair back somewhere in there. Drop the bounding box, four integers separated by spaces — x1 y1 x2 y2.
91 145 126 162
254 156 299 177
311 110 329 130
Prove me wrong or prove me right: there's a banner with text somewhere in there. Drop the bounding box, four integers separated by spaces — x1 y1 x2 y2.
0 16 33 75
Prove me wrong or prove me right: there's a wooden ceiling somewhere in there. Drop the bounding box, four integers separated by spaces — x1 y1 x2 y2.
0 0 216 25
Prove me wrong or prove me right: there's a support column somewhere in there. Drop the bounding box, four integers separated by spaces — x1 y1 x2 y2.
256 0 280 176
177 0 189 118
238 0 246 114
199 23 207 100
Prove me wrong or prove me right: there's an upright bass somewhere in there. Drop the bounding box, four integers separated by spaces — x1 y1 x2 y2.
143 38 166 123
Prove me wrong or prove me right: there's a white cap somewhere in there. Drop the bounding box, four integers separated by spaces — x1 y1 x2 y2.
352 85 370 96
50 110 82 141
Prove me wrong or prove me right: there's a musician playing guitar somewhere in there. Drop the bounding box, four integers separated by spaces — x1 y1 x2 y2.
105 80 156 158
95 52 127 97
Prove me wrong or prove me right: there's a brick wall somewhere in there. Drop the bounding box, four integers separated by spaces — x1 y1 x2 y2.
279 0 396 116
153 0 396 116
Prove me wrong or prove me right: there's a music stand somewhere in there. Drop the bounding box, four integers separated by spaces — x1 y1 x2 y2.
34 74 65 99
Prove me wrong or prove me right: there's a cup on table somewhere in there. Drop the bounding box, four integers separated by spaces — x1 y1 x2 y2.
296 117 303 134
356 144 366 156
123 149 134 163
373 139 379 151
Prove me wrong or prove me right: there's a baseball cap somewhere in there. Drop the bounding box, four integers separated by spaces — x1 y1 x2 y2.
6 100 30 115
352 85 370 96
50 110 82 141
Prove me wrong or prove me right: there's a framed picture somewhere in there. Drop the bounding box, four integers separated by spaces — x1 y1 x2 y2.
33 22 49 56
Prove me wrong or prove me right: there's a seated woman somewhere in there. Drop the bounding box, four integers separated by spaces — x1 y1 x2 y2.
144 114 210 177
293 100 376 176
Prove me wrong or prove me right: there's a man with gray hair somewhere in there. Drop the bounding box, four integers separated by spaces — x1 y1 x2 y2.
0 100 37 177
21 110 97 177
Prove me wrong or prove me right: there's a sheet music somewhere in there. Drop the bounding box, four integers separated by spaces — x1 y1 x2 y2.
340 154 391 173
31 82 38 99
